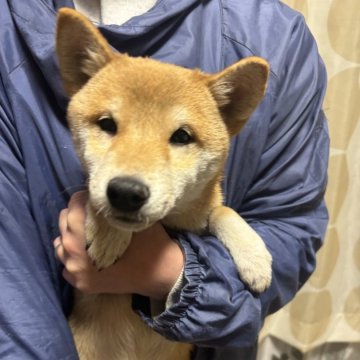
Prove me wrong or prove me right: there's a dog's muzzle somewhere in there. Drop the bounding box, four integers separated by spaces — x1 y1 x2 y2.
107 176 150 213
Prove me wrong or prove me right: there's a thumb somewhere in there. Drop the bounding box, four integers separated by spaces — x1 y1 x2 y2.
69 190 89 209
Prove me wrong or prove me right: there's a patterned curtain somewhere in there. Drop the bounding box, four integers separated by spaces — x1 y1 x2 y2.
258 0 360 358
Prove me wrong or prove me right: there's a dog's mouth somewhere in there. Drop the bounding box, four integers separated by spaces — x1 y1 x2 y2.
114 214 143 225
107 211 151 231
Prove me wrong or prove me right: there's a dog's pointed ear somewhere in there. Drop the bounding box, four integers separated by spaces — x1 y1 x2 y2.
207 57 269 136
56 8 116 96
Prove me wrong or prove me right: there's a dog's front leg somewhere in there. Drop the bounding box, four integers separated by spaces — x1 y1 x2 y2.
208 206 272 293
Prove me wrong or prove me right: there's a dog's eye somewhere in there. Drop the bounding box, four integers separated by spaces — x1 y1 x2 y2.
170 128 194 145
97 116 117 135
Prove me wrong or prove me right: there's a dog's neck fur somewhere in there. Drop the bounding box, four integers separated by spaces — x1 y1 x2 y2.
163 179 223 232
73 0 157 25
85 179 222 270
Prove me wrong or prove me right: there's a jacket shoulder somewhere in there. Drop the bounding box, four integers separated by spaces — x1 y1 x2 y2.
0 1 24 76
221 0 308 76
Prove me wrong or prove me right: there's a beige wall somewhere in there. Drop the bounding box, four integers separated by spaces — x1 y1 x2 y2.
259 0 360 356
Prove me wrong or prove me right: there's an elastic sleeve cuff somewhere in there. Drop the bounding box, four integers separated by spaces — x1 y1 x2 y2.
165 267 185 309
132 231 204 341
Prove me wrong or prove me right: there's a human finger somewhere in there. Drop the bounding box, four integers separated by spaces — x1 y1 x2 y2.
62 268 76 288
66 192 88 235
58 208 69 235
68 190 88 210
53 236 68 264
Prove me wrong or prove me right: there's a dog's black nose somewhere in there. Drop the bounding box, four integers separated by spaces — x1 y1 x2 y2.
107 177 150 212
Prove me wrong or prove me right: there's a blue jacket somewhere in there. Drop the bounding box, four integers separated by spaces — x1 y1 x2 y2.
0 0 329 359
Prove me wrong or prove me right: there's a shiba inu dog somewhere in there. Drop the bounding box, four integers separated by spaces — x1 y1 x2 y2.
56 8 272 360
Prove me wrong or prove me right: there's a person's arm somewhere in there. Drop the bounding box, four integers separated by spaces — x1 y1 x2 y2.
0 85 78 359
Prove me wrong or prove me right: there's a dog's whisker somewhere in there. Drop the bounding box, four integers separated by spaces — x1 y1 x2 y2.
96 204 109 218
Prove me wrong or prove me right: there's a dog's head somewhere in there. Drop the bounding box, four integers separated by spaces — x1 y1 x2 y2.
56 8 269 231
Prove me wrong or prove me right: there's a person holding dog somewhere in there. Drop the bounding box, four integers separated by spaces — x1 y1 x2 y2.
0 0 329 359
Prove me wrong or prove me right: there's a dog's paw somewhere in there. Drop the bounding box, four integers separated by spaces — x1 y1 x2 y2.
233 247 272 293
208 205 273 293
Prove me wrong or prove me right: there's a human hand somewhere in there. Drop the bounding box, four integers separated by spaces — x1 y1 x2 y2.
54 191 184 300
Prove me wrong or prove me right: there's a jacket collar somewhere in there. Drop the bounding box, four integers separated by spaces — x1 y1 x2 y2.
8 0 200 108
9 0 201 54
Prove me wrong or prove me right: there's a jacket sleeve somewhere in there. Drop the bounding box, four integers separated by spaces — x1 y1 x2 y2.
0 80 78 359
133 14 329 347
